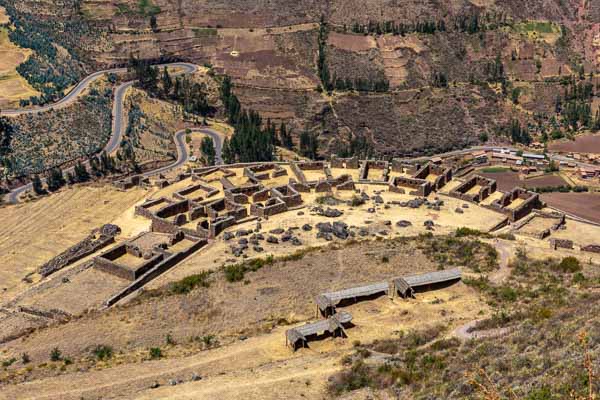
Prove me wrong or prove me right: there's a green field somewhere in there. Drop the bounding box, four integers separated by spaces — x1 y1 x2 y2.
479 166 511 173
514 20 559 35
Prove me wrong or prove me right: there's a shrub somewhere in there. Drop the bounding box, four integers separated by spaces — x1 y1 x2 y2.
497 233 516 241
556 257 581 273
455 227 484 237
149 347 162 359
170 271 211 294
2 358 16 367
166 333 176 345
525 386 554 400
21 353 30 364
497 286 518 302
93 345 113 361
224 255 275 282
572 272 586 284
224 263 247 282
201 335 216 347
50 347 62 362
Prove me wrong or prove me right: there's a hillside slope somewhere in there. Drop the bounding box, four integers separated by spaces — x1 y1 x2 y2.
2 0 600 156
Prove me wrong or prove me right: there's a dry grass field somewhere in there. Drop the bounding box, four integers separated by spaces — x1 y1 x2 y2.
0 24 39 107
0 185 148 301
0 235 490 399
0 6 9 24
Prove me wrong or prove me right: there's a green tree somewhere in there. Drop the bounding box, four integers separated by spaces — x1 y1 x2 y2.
280 123 293 149
299 131 319 159
0 117 13 158
161 66 172 97
46 168 65 192
200 136 216 165
31 174 44 195
74 161 90 183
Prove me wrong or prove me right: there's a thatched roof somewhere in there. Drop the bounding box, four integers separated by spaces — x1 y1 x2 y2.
286 311 352 347
403 268 461 287
394 268 461 296
315 282 389 312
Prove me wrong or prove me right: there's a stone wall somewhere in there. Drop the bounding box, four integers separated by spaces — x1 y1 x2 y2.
93 245 164 281
549 238 574 250
135 198 172 219
582 244 600 254
39 224 120 277
449 175 496 203
389 176 431 197
105 238 207 307
250 197 288 217
272 184 303 207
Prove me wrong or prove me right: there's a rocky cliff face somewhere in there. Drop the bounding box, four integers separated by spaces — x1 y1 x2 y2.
5 0 600 157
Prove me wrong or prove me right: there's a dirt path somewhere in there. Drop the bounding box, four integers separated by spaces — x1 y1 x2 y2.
452 319 510 341
453 240 513 340
489 239 513 284
0 330 296 400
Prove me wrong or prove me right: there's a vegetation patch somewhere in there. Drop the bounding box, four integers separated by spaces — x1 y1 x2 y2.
193 28 218 38
417 233 498 272
330 249 599 398
169 271 212 294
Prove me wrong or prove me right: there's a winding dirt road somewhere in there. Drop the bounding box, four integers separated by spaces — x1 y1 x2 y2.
3 63 225 204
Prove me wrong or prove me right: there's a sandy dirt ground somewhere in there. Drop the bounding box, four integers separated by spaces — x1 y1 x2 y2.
0 282 485 400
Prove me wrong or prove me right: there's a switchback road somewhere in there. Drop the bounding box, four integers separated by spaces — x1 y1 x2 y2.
5 63 202 204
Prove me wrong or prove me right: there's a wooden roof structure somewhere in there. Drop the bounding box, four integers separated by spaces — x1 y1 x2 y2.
285 311 352 349
394 268 462 297
315 281 390 313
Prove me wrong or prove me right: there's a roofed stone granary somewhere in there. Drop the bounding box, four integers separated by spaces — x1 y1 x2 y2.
449 175 497 203
316 281 390 316
389 176 431 197
412 162 453 190
394 268 462 298
286 311 353 351
359 160 389 182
